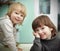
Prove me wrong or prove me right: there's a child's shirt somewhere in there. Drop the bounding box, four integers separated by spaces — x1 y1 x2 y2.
30 36 60 51
0 15 18 51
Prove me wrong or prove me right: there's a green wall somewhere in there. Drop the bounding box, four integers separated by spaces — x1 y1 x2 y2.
0 5 8 17
0 0 35 43
16 0 34 43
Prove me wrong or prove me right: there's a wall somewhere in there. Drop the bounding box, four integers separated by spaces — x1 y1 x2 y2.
15 0 34 43
0 5 8 17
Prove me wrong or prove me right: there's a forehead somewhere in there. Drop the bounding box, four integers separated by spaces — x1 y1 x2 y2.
13 9 21 13
12 8 24 15
13 6 24 14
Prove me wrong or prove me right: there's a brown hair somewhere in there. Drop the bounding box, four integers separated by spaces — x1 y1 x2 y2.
32 15 57 37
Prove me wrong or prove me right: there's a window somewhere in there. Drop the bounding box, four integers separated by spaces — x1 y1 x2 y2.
39 0 50 14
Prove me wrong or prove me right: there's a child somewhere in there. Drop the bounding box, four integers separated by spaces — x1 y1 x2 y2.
30 15 60 51
0 2 26 51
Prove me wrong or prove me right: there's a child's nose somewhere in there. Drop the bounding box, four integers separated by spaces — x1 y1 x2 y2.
17 15 21 19
18 15 20 18
38 30 43 34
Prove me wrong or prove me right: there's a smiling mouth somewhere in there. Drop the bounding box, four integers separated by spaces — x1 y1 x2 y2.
15 18 21 21
40 34 45 38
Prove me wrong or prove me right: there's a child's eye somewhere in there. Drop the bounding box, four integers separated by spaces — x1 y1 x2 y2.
15 12 19 14
21 14 24 17
41 27 44 29
35 29 39 32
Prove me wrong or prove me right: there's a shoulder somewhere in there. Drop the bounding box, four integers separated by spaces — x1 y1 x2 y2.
0 15 13 27
0 15 11 22
55 35 60 42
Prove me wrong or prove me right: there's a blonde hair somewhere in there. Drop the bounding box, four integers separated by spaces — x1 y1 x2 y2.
7 2 26 18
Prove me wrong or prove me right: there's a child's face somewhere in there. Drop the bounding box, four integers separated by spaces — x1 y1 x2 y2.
10 10 24 25
35 25 53 40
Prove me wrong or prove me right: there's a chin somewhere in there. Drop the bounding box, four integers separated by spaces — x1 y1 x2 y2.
41 38 46 40
41 37 47 40
14 22 20 24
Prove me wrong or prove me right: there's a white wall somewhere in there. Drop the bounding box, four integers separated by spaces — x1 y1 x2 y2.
34 0 58 28
50 0 58 28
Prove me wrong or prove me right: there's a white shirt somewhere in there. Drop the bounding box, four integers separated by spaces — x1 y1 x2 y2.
0 15 18 51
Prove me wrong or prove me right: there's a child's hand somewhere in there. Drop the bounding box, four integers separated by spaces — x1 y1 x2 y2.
18 48 23 51
33 32 40 38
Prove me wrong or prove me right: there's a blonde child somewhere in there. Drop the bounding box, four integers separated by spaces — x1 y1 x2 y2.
0 2 26 51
